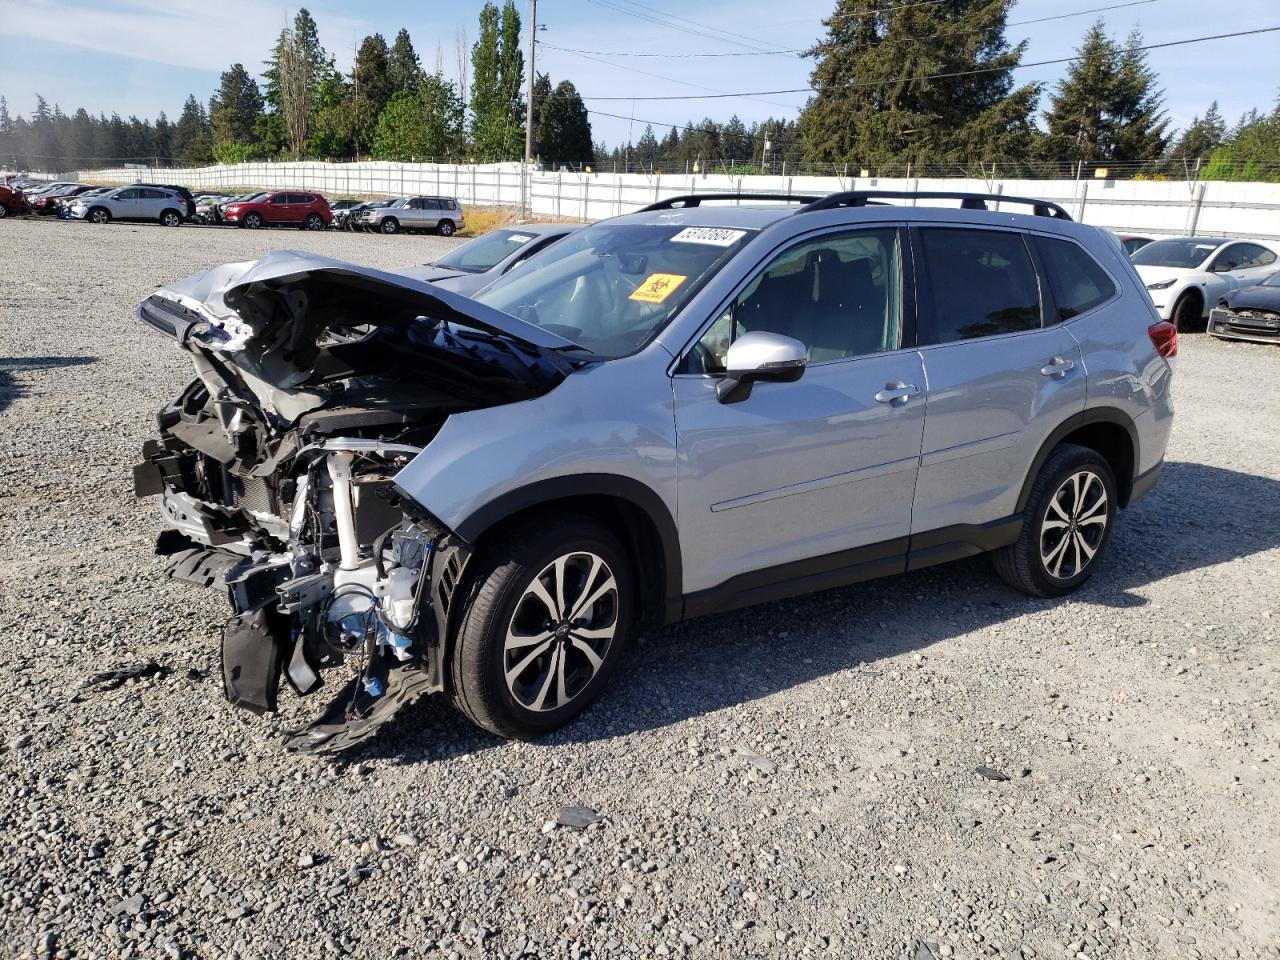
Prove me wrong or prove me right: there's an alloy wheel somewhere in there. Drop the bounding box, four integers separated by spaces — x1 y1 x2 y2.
89 209 108 224
1039 470 1108 580
503 552 618 713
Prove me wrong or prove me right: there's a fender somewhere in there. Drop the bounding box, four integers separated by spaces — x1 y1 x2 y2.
1016 406 1141 513
451 473 685 625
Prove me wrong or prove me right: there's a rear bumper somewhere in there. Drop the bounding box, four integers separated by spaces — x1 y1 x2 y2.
1208 308 1280 344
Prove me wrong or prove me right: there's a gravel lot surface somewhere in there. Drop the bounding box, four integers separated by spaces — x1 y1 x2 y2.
1 216 1277 960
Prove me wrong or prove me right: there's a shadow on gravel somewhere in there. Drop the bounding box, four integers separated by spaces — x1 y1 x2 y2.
358 459 1280 762
0 356 97 415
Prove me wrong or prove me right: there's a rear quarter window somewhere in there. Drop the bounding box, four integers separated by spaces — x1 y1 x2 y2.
1035 237 1117 321
916 228 1043 344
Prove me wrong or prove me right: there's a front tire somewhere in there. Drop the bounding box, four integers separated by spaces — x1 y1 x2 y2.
380 217 399 234
992 443 1118 598
437 219 455 237
451 515 634 739
87 207 111 224
1172 290 1203 333
243 212 262 230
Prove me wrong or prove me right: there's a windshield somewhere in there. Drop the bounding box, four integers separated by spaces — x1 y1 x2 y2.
390 197 412 208
434 229 552 274
1131 238 1224 269
476 222 755 357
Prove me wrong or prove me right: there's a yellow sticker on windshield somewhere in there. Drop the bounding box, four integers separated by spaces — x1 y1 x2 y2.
629 273 687 304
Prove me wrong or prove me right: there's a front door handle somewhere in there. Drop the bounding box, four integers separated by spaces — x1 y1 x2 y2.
875 381 920 405
1040 356 1075 378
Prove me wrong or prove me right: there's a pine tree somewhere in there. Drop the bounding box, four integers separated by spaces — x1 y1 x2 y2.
172 95 209 163
1042 21 1168 170
388 29 423 93
635 124 659 169
530 72 552 141
799 0 1039 166
349 34 392 156
153 111 173 165
1166 102 1225 162
535 80 592 165
1202 96 1280 182
210 63 264 145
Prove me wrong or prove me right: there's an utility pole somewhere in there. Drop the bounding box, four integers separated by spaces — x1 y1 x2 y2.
523 0 537 218
525 0 537 164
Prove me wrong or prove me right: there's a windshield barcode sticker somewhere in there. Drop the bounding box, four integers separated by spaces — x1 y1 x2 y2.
508 234 533 243
670 227 747 247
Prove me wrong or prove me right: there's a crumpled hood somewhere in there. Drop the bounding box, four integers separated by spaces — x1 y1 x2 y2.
1223 281 1280 310
145 249 574 351
139 249 576 424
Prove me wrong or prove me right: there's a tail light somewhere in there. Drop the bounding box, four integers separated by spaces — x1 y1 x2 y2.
1148 321 1178 358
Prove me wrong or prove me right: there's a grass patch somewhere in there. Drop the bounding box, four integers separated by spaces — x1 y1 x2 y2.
458 206 520 237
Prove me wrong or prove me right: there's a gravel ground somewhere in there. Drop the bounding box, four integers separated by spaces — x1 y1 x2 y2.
1 216 1277 960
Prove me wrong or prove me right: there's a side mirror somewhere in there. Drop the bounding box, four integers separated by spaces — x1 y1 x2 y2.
716 331 807 404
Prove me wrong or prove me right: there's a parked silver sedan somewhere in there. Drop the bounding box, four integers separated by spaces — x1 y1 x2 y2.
70 186 187 226
399 223 580 296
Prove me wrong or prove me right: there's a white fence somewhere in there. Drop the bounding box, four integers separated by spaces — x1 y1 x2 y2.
75 160 1280 240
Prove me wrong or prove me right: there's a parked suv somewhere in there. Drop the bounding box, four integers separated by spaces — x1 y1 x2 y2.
70 186 187 226
357 195 463 235
222 190 332 230
133 191 1174 753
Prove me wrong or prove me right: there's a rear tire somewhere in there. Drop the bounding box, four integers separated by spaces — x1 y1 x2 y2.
87 207 111 224
451 514 634 739
992 443 1118 598
437 219 455 237
1172 290 1203 333
304 213 324 231
159 209 182 227
0 205 8 219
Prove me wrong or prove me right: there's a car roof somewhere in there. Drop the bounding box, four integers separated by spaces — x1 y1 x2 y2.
607 200 1099 240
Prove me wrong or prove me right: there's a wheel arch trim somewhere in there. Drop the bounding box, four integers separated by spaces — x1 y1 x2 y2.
1016 407 1141 513
449 474 684 625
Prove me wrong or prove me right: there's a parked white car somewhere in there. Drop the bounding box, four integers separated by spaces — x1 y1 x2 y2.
1131 236 1280 330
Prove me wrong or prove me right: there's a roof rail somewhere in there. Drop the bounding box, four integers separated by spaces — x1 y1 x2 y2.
799 190 1073 221
639 192 822 211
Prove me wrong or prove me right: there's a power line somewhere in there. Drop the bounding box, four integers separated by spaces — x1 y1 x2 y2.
579 25 1280 100
540 0 1161 58
582 0 788 53
538 41 801 111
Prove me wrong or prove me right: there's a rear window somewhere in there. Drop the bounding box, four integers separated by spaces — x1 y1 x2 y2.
916 228 1042 344
1035 237 1117 320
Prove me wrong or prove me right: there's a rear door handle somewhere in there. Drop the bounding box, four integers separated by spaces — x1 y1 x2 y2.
875 382 920 405
1040 356 1075 378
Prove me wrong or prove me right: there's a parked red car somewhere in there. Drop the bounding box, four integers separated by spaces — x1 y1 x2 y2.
222 190 332 230
32 184 95 216
0 183 29 218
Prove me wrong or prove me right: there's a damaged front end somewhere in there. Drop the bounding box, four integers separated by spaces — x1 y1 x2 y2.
133 250 575 752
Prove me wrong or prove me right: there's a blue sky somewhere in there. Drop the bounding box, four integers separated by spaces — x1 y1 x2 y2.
1 0 1277 151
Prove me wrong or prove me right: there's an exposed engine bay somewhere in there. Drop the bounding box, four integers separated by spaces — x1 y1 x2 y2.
132 251 576 752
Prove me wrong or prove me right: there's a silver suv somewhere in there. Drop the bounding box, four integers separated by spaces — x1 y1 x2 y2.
134 190 1175 752
70 186 187 226
356 195 464 235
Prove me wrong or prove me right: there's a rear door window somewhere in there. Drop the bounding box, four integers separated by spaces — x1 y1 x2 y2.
916 228 1042 344
1034 236 1117 320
